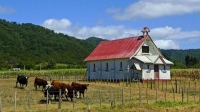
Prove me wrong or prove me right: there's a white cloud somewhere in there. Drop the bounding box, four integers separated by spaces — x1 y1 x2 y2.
69 25 127 39
41 18 200 49
0 6 15 14
41 19 71 31
150 26 200 40
154 40 180 49
107 0 200 20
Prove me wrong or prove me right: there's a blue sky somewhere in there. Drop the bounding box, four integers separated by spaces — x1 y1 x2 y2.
1 0 200 50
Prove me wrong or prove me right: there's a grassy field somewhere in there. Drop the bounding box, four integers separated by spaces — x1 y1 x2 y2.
0 68 200 111
1 74 200 112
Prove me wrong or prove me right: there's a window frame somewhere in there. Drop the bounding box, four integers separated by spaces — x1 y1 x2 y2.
105 63 109 71
142 46 149 53
119 62 123 71
93 63 96 72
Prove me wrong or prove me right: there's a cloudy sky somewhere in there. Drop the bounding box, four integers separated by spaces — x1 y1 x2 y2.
1 0 200 49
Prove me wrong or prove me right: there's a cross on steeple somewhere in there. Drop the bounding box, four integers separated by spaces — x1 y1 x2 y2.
141 27 150 36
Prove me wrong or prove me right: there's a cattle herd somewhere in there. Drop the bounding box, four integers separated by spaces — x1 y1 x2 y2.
16 75 89 103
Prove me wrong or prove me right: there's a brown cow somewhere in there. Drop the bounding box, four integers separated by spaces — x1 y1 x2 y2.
50 80 79 101
71 82 89 98
34 77 48 91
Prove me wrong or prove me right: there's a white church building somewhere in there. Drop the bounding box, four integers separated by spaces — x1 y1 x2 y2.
84 27 173 82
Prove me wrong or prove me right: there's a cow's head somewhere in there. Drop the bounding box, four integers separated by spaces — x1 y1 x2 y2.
25 76 29 82
83 84 89 90
43 84 54 96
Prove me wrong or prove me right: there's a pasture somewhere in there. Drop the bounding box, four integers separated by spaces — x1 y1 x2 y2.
0 69 200 111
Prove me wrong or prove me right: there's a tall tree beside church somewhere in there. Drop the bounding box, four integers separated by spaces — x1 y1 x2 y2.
185 55 190 67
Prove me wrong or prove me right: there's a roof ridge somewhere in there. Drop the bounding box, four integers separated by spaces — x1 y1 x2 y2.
102 35 146 43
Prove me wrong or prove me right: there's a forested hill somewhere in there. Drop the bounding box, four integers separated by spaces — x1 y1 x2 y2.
0 19 99 69
160 49 200 63
0 19 200 70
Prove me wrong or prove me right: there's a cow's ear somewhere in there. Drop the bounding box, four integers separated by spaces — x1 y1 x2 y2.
86 84 89 86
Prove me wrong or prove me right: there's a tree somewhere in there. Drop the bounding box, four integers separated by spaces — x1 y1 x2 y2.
185 55 190 67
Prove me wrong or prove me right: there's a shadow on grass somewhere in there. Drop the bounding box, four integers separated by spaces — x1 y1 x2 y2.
39 99 69 104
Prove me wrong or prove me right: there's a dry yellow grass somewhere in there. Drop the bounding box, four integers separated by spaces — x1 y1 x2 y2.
1 76 200 112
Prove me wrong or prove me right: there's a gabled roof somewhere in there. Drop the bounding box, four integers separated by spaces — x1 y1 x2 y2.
134 55 174 65
84 35 148 61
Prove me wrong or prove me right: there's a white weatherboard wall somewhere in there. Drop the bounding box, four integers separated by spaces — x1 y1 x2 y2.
87 58 133 80
159 65 171 80
142 64 154 80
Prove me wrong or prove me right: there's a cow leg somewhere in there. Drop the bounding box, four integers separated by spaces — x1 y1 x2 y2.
70 97 73 102
34 84 37 90
65 94 69 101
16 82 18 87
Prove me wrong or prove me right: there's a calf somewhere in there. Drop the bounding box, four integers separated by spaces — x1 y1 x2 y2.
16 75 29 88
71 82 89 98
34 77 48 91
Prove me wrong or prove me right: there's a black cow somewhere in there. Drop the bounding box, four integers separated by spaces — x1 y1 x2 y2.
34 77 48 91
16 75 29 88
71 82 89 98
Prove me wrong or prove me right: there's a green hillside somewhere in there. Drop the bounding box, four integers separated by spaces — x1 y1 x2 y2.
85 36 107 45
0 19 96 69
160 49 200 63
0 19 200 70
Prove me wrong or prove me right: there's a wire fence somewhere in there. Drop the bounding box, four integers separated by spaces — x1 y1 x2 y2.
1 74 200 111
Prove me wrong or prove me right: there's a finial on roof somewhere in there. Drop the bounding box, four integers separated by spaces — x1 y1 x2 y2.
141 27 150 36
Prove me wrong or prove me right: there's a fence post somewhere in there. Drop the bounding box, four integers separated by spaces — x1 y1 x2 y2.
86 90 89 108
175 79 177 93
140 88 142 104
156 88 158 103
27 90 30 109
122 89 124 105
130 88 132 102
73 90 75 109
87 105 91 112
0 97 2 112
165 89 166 103
147 79 148 88
172 87 175 102
146 88 148 104
46 90 48 111
189 81 190 91
110 89 113 107
182 87 184 102
14 91 17 111
99 89 102 107
194 87 196 102
58 89 61 109
126 76 128 87
187 88 189 103
199 87 200 102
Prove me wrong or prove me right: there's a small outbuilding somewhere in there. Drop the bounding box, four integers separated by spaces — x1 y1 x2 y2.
84 27 173 82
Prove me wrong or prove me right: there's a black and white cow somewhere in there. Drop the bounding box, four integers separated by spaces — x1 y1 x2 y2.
43 84 67 102
16 75 29 88
44 84 79 102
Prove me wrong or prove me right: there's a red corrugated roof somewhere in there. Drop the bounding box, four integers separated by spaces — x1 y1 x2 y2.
84 35 148 61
